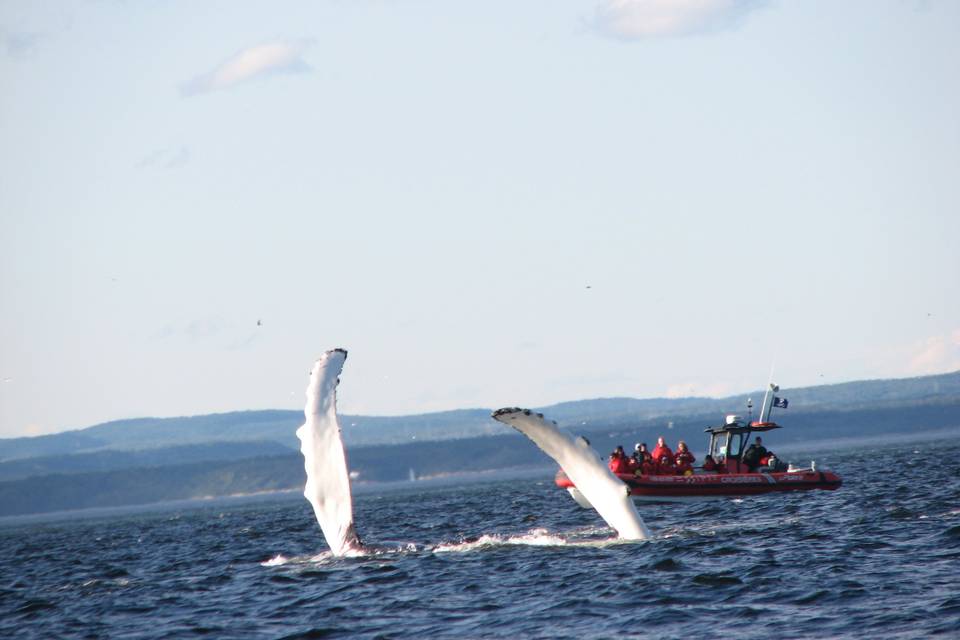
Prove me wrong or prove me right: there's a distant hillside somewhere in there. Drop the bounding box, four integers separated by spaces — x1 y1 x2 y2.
2 400 959 516
0 441 294 482
1 370 958 465
0 409 497 461
755 372 960 411
547 370 960 427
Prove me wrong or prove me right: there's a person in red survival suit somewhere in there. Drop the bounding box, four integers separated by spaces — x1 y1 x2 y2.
675 440 696 465
608 448 630 474
651 437 674 465
625 452 640 474
656 455 676 475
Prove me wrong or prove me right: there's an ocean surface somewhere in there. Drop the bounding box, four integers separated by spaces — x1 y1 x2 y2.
2 438 959 639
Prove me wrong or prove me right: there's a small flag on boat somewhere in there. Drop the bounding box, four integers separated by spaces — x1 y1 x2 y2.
773 397 789 409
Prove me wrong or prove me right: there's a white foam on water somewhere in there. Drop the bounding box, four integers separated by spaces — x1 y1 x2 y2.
260 554 291 567
262 543 424 569
431 526 644 553
512 528 569 546
433 530 567 553
261 551 339 568
432 534 511 553
263 527 639 565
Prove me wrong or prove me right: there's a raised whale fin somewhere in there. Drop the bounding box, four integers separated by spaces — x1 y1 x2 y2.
296 348 363 556
491 408 650 540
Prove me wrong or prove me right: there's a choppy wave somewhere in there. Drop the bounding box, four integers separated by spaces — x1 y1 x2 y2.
2 439 960 638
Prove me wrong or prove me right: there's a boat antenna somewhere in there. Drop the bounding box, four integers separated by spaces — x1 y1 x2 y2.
758 357 779 423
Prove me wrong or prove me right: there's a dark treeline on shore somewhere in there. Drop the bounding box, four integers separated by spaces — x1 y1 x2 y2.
2 396 959 516
4 370 958 462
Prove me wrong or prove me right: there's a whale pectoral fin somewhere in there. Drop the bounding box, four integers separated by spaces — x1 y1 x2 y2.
492 408 649 540
297 348 364 556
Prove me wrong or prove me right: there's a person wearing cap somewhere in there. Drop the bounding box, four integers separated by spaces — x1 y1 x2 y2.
742 436 769 472
635 442 653 464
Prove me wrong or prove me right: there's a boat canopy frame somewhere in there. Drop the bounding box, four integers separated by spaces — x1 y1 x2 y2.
704 421 782 471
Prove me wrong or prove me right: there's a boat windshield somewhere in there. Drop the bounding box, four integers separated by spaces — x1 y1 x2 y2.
728 432 747 459
712 440 727 459
711 431 748 460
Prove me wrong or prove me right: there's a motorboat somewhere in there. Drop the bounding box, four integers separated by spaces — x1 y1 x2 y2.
555 383 842 504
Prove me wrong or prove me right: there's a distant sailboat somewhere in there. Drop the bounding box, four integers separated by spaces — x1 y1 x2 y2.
408 468 416 482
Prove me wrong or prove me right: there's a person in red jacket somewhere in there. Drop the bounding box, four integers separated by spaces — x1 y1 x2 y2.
675 440 696 465
651 437 674 465
608 448 629 474
675 458 693 476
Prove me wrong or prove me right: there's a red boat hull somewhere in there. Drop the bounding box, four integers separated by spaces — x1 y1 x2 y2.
555 469 841 503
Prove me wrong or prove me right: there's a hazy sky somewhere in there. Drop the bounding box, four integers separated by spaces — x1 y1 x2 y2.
2 0 958 438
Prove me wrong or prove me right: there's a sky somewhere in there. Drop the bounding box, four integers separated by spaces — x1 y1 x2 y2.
1 0 958 439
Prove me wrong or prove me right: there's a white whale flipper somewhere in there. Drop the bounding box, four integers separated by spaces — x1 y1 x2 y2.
491 408 650 540
296 348 363 556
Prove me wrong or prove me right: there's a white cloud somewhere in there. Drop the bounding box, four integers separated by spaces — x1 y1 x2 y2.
864 328 960 380
906 329 960 375
595 0 769 40
181 40 312 97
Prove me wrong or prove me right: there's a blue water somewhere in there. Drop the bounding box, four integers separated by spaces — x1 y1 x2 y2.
2 440 959 639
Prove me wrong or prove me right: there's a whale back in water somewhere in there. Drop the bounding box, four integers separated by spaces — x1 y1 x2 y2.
491 408 650 540
296 349 362 556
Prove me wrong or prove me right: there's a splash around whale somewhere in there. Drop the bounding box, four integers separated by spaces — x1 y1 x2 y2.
296 349 649 556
